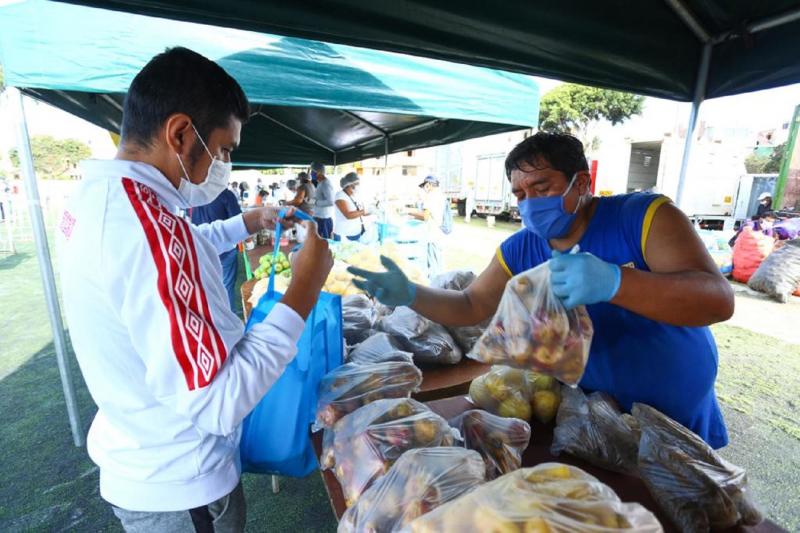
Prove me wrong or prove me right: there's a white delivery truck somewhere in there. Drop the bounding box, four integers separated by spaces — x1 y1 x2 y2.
473 153 519 219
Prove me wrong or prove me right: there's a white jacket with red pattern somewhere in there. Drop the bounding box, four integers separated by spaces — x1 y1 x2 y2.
57 159 304 512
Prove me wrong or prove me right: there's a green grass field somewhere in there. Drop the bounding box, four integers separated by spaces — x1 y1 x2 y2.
1 217 799 531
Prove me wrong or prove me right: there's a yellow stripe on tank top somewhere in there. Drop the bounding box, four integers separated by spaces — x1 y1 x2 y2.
641 195 671 262
496 247 513 278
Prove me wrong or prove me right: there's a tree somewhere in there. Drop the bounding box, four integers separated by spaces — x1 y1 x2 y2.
744 143 786 174
538 84 645 152
8 135 92 179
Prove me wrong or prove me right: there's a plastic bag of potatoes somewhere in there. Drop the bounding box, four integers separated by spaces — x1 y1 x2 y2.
338 447 486 533
469 262 593 385
404 463 663 532
328 398 457 507
449 409 531 479
469 366 562 424
315 361 422 430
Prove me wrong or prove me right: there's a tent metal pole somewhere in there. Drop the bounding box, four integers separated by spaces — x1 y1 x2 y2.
675 43 712 210
383 136 389 213
10 87 84 447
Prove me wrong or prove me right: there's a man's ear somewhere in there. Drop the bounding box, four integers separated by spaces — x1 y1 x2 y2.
576 170 592 195
163 113 194 155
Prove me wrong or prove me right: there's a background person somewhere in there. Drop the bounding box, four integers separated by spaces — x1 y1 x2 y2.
349 132 733 450
191 186 243 309
57 47 333 532
408 175 447 277
756 192 773 218
333 172 368 241
286 172 315 217
311 162 334 239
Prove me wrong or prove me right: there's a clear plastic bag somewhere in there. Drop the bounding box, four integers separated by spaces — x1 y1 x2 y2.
551 388 639 474
339 447 486 532
430 270 490 352
449 409 531 479
342 294 377 345
633 403 762 533
315 361 423 429
347 332 414 365
330 398 457 507
469 366 533 421
405 462 663 532
379 307 463 365
468 366 562 423
469 262 593 385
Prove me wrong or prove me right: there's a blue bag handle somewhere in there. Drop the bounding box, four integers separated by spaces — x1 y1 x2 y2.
267 208 313 296
266 208 315 372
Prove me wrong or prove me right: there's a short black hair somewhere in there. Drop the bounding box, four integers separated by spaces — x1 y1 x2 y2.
505 132 588 180
121 47 250 148
298 171 309 182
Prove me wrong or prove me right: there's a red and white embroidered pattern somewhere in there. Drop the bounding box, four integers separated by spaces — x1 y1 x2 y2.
122 177 227 390
59 210 76 239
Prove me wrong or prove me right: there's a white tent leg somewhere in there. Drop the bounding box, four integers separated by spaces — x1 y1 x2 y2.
675 43 712 210
10 87 84 447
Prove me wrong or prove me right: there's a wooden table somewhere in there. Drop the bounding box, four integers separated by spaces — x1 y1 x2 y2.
311 395 785 532
412 359 489 402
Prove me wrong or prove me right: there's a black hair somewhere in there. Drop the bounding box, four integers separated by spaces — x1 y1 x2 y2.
298 171 310 182
505 132 588 180
121 47 250 149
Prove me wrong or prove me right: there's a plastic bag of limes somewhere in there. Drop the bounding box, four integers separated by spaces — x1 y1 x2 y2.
253 251 292 280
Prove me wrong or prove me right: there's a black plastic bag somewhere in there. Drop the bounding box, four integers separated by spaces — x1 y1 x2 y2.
347 332 414 365
379 306 462 365
633 403 762 532
551 388 639 474
342 294 377 345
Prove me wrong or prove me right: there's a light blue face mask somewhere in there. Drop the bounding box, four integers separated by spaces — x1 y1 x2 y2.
519 173 583 240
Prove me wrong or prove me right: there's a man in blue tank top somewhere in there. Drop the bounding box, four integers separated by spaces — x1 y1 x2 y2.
349 132 733 448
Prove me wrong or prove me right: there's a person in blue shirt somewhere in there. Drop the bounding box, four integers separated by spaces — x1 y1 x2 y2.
348 131 734 449
190 188 243 308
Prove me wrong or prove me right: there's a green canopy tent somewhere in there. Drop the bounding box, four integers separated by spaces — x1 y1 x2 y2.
51 0 800 207
0 0 540 445
53 0 800 102
0 0 540 167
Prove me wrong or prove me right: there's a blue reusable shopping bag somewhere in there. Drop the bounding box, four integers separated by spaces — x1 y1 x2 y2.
239 211 343 476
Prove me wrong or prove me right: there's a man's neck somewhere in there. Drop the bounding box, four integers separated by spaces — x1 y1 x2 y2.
116 144 180 189
317 174 327 182
549 196 598 252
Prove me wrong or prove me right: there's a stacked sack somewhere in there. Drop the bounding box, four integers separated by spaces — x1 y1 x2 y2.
732 226 774 283
748 238 800 302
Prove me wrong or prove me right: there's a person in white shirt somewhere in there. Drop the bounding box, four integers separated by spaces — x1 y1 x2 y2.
311 161 335 239
333 172 368 241
56 47 333 532
408 175 447 276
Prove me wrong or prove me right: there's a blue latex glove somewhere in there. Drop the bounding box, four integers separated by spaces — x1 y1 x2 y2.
549 250 621 310
347 256 417 307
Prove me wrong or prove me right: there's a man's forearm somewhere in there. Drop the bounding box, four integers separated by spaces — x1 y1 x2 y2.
411 286 491 327
611 268 734 326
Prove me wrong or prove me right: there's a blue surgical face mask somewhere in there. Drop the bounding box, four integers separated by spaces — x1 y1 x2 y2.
519 173 583 240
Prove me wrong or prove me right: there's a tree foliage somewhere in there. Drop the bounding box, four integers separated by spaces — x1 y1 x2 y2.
8 135 91 180
538 84 645 151
744 143 786 174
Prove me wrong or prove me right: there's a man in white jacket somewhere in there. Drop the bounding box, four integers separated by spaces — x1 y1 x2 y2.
57 47 333 532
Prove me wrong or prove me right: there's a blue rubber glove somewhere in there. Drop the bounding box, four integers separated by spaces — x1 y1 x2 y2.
549 250 621 310
347 255 417 307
